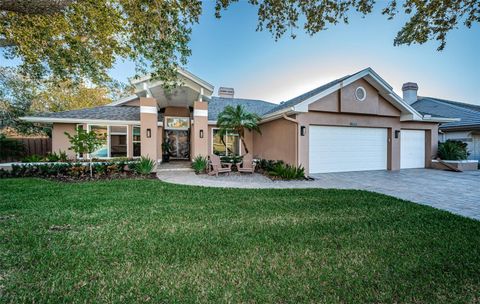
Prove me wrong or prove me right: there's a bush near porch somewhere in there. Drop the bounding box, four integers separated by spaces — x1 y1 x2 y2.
1 179 479 303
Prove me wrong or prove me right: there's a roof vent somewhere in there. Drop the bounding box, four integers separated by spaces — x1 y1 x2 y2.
218 87 234 98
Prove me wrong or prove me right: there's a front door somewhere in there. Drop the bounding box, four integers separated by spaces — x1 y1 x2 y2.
165 130 189 159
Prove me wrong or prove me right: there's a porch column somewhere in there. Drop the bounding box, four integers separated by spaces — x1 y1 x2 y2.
192 101 208 158
140 97 158 165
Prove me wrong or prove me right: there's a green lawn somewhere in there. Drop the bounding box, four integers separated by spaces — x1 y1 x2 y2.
1 178 479 303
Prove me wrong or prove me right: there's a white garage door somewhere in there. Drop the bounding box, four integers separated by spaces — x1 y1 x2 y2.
401 130 425 169
309 126 388 173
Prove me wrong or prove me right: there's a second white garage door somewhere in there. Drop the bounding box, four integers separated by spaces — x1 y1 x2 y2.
401 130 425 169
309 126 388 173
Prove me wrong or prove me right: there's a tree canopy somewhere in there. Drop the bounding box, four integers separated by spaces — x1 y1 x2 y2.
217 105 261 154
0 67 121 134
1 0 478 86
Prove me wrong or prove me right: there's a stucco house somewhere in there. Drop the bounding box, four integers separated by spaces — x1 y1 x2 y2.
403 84 480 161
22 68 455 175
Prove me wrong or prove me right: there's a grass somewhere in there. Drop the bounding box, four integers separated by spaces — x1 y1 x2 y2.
0 178 479 303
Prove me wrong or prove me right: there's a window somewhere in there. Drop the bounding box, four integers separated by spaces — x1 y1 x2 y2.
109 126 127 157
133 126 141 157
212 129 240 156
88 125 108 158
355 86 367 102
165 117 189 130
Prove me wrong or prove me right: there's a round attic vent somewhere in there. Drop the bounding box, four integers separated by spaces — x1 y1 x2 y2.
355 86 366 101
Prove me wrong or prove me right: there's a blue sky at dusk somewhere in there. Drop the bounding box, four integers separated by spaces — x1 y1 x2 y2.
4 1 480 105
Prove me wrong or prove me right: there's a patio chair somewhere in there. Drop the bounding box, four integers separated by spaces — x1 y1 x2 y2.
208 154 232 176
237 153 256 174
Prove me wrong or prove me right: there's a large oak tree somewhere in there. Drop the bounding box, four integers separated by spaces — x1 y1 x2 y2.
1 0 478 85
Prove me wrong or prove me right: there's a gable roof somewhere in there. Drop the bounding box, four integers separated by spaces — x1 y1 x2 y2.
263 75 351 115
205 96 277 120
411 97 480 129
261 67 440 122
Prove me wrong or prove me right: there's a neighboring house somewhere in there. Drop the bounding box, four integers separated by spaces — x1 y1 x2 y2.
403 84 480 161
22 68 455 175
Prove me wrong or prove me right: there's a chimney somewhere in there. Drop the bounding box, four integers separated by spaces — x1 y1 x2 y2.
218 87 234 98
402 82 418 105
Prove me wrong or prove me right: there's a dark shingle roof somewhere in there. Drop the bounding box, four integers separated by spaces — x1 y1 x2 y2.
31 106 165 122
263 74 352 115
411 97 480 129
206 97 277 120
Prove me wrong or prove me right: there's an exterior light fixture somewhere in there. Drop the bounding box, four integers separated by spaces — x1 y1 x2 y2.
395 130 400 139
300 126 306 136
199 129 204 138
146 128 151 138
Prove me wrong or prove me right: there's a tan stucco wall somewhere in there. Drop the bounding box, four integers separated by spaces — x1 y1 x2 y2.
308 79 401 117
253 117 297 165
140 97 158 164
192 101 208 157
164 106 190 117
296 112 438 175
52 123 77 159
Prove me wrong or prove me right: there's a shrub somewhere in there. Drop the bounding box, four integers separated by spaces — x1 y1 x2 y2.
438 140 469 160
130 156 155 175
22 154 44 162
0 135 25 159
268 162 305 180
44 152 60 162
256 159 284 172
192 156 208 174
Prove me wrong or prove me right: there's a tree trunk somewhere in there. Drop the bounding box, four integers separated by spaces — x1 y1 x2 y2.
89 158 93 177
240 136 249 155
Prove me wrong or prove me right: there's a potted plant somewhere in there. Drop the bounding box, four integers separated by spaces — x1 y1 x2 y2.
162 140 171 163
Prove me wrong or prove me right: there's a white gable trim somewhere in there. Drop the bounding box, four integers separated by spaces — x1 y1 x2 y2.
107 94 139 106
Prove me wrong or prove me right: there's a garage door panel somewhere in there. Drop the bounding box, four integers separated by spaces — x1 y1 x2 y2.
401 130 425 169
309 126 388 173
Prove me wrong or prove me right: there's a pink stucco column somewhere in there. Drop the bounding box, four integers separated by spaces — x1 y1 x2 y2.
140 97 158 165
192 101 208 158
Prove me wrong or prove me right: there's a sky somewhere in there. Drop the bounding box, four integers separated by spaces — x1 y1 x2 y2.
4 1 480 106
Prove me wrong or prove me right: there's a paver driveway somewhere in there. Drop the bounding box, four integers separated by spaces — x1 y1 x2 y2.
311 169 480 220
158 168 480 220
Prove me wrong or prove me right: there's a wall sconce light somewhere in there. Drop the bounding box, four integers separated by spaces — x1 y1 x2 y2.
300 126 306 136
146 128 151 138
395 130 400 139
199 129 204 138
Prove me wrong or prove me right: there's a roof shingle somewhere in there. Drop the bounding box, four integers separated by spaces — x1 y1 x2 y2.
411 97 480 129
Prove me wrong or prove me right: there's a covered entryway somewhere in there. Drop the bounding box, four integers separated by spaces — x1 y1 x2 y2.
309 126 388 173
401 130 425 169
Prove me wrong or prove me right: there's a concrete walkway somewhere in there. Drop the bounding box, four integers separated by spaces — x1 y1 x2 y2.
157 169 480 220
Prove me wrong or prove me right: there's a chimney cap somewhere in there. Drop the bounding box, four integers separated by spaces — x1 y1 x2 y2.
218 87 234 98
402 82 418 91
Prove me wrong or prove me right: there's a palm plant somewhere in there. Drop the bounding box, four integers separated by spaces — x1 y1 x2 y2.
217 105 261 155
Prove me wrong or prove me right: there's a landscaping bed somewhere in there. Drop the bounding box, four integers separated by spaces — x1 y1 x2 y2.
1 178 479 303
0 157 157 181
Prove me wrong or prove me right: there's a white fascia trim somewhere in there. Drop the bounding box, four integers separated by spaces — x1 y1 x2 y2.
130 68 214 93
107 94 139 106
157 122 164 127
140 106 158 114
21 116 139 125
260 106 296 121
208 120 217 125
193 109 208 117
